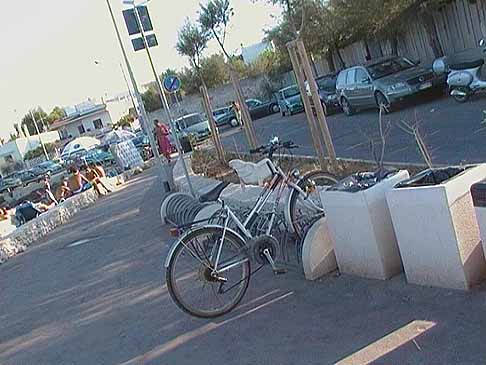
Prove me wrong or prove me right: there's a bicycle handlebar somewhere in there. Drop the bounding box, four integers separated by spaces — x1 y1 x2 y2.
249 140 299 158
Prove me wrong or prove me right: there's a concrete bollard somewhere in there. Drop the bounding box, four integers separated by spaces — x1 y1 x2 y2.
301 217 337 280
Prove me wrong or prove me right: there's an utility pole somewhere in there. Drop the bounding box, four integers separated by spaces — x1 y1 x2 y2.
129 1 195 197
119 62 137 115
30 110 49 161
105 0 174 192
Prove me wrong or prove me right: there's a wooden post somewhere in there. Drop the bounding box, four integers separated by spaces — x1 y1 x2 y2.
296 40 338 171
287 41 327 169
229 69 258 150
200 84 226 163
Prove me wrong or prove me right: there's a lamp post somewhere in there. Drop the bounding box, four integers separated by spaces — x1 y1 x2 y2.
122 0 195 197
105 0 172 191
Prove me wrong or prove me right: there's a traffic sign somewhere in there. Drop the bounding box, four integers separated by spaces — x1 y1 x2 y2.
163 75 181 93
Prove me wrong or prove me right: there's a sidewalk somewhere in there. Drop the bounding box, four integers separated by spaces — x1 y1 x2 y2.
0 168 485 365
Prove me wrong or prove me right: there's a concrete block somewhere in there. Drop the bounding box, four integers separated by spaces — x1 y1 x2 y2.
320 170 409 280
302 217 337 280
386 164 486 290
475 207 486 258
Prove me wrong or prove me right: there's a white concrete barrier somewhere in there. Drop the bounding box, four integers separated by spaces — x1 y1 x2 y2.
386 165 486 290
320 170 409 280
475 207 486 258
301 217 337 280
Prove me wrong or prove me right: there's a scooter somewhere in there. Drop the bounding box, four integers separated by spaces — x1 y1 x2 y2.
433 39 486 103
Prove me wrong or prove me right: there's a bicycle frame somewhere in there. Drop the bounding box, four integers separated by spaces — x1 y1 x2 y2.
211 166 323 275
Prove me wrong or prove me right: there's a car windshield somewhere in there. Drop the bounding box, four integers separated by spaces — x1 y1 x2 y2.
282 86 300 98
213 109 227 116
366 57 415 79
180 114 204 128
316 77 336 92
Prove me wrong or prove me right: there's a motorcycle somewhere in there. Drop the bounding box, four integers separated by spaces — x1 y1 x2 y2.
433 39 486 103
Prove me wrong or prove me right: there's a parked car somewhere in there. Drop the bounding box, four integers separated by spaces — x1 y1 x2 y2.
306 74 341 116
84 149 115 165
0 176 22 193
336 56 446 116
11 170 44 187
174 113 211 142
213 99 280 128
278 85 304 116
31 160 64 176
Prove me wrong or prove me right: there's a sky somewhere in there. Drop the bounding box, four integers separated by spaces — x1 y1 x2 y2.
0 0 281 139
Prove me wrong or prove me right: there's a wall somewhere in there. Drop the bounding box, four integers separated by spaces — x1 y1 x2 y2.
0 131 60 164
314 0 486 74
149 73 295 122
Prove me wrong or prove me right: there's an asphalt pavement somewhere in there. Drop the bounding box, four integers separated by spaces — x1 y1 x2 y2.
1 168 485 364
220 93 486 165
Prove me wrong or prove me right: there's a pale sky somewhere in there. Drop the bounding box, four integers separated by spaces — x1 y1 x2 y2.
0 0 281 139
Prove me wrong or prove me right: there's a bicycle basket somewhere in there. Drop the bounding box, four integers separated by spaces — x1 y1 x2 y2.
229 158 276 186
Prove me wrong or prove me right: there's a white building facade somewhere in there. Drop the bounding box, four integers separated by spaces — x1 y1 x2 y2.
0 131 60 165
50 103 113 139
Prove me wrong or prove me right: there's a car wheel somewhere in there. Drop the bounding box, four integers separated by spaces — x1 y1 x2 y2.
229 118 239 127
341 97 353 116
271 104 280 113
450 87 471 103
375 92 392 113
321 101 329 116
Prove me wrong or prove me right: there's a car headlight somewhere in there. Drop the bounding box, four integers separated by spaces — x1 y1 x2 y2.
386 82 409 92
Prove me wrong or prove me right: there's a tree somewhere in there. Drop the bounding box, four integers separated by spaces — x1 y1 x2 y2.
23 142 57 160
115 113 135 129
177 19 209 72
141 86 162 112
199 0 234 60
21 107 48 136
47 106 66 124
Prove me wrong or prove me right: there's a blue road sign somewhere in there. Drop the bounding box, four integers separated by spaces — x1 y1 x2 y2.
163 76 181 93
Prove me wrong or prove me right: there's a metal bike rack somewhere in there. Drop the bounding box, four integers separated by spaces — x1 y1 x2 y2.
160 193 204 226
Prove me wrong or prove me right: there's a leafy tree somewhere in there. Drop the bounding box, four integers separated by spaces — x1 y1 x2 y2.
23 142 57 160
21 107 48 136
199 0 235 60
47 106 66 124
141 86 162 112
116 113 135 129
177 19 209 73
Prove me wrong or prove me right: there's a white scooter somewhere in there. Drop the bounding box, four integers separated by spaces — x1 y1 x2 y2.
433 39 486 103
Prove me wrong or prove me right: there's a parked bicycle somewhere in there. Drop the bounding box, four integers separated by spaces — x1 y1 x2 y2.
165 137 337 318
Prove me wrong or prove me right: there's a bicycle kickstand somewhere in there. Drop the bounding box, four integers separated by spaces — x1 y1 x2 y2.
263 248 288 275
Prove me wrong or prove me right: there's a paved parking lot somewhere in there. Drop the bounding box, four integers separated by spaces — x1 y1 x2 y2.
1 169 486 365
220 94 486 165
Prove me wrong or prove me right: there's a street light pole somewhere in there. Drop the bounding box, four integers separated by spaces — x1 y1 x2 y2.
128 0 195 197
30 110 49 161
119 62 138 115
105 0 170 190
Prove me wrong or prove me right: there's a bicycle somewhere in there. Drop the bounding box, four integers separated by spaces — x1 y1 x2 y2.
165 138 338 318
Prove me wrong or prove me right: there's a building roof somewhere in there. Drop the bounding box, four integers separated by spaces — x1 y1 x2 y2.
50 105 107 130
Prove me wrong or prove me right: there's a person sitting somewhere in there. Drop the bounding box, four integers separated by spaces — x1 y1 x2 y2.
55 178 72 202
0 207 10 221
85 164 111 195
67 166 91 195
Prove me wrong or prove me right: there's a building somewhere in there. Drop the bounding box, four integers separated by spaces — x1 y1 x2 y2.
241 41 274 65
50 102 113 139
0 131 60 165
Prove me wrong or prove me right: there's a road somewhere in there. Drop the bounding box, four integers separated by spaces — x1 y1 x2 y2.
1 169 485 364
220 94 486 165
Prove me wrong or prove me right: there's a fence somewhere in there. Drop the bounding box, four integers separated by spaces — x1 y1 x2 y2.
315 0 486 74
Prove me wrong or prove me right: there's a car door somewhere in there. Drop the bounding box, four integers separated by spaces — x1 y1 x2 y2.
246 100 261 119
344 68 358 105
353 67 375 107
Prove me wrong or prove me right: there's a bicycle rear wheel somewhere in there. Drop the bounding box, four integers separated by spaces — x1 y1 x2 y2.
288 170 338 239
166 226 251 318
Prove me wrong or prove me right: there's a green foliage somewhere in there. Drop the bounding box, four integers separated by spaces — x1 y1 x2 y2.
116 114 135 129
176 19 209 71
47 106 66 124
21 107 48 136
23 142 57 161
199 0 235 59
141 86 163 112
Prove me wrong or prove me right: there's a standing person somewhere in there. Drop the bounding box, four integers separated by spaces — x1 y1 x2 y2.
154 119 172 162
231 101 243 129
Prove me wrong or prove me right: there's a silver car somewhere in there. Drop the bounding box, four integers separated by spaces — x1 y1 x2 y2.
336 56 445 116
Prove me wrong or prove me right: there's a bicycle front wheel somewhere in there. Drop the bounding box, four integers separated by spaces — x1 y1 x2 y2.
166 226 251 318
288 170 338 239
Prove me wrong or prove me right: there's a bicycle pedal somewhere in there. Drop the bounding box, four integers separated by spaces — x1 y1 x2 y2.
273 268 288 275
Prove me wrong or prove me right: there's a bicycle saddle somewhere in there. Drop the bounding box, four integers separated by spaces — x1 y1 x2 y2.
450 59 484 70
229 159 276 185
199 181 230 203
